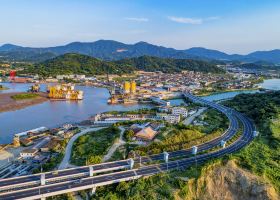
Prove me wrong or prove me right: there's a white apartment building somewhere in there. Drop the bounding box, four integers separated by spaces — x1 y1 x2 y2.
172 107 188 117
163 114 181 124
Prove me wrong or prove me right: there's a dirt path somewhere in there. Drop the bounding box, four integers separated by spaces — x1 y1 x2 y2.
102 126 126 162
0 92 48 113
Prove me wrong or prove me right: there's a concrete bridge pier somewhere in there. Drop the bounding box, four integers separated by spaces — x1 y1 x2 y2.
89 166 94 177
41 198 46 200
129 158 134 169
220 140 226 148
41 174 45 186
163 152 169 163
90 186 97 195
192 146 198 155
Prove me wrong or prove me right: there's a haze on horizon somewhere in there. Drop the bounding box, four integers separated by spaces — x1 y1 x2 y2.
1 0 280 54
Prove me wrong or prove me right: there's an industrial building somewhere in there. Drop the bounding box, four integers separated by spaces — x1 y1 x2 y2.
48 84 83 100
123 81 137 94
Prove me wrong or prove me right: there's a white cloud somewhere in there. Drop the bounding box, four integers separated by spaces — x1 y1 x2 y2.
168 16 219 25
168 16 202 24
124 17 149 22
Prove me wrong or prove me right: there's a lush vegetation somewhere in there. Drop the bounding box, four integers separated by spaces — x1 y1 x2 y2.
223 91 280 191
92 158 224 200
22 53 135 77
22 54 224 77
195 108 228 134
11 93 39 100
114 55 225 74
71 126 120 166
134 125 223 155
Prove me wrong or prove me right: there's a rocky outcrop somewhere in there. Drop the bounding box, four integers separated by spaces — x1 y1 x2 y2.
182 160 279 200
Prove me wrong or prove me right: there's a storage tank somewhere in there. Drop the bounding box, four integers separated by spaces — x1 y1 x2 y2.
124 81 130 94
130 81 136 94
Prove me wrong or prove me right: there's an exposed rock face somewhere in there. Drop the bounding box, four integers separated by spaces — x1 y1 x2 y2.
185 161 279 200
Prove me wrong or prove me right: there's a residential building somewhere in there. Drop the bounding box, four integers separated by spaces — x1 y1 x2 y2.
163 114 181 124
172 107 188 117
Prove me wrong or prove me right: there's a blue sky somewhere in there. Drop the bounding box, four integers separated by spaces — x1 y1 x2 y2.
0 0 280 54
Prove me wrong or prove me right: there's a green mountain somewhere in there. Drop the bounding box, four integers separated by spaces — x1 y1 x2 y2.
22 53 224 76
23 53 135 76
115 56 224 73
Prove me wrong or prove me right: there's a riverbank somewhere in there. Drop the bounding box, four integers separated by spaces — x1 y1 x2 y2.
0 92 48 113
197 88 259 97
0 85 8 90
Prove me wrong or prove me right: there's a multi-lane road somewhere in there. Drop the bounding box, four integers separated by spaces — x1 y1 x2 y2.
0 93 256 200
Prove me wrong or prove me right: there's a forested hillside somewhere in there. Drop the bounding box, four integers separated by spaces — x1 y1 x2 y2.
22 54 224 76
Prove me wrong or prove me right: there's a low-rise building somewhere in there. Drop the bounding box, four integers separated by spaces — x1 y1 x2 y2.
163 114 181 124
135 127 158 141
172 107 188 117
20 149 38 159
20 138 33 146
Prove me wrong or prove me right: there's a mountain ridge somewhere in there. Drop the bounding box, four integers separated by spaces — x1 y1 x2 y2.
1 40 280 64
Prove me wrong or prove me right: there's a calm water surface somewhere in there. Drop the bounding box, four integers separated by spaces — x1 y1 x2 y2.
258 79 280 90
0 83 151 144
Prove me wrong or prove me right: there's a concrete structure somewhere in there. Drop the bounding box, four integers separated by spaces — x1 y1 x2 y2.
172 107 188 117
220 140 226 148
163 114 180 124
20 149 38 159
150 96 170 106
163 152 169 163
192 146 198 155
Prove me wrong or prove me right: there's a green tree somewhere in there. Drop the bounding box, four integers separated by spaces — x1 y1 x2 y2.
124 130 134 141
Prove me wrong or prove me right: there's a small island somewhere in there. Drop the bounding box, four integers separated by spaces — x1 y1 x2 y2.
0 92 48 113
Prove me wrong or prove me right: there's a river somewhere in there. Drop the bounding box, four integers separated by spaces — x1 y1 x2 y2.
0 83 151 144
0 79 279 144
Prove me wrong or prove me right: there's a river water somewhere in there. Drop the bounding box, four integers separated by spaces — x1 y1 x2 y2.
0 79 279 144
0 83 151 144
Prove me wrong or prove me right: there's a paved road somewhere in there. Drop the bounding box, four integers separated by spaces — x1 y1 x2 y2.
183 107 207 125
0 93 256 200
58 127 104 170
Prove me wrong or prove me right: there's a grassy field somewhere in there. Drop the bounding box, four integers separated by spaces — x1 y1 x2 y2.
71 126 120 166
11 93 39 100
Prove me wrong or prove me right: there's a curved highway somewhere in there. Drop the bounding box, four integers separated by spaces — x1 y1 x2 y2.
0 93 256 200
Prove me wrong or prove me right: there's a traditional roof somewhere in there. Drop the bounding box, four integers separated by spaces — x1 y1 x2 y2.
135 127 158 141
